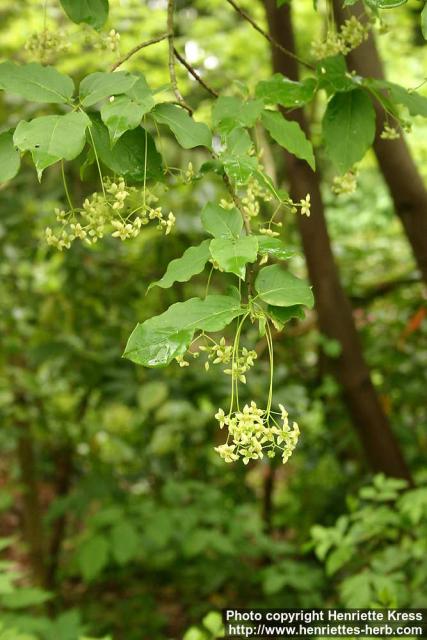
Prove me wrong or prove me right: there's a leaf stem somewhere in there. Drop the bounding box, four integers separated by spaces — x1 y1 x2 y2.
61 161 74 212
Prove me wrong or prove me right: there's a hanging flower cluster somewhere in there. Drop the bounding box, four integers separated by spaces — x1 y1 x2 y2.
25 30 69 61
214 402 300 465
332 169 358 195
45 178 175 250
198 338 257 383
311 16 369 60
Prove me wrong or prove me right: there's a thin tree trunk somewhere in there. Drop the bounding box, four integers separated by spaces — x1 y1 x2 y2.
16 415 47 586
262 0 411 480
333 0 427 284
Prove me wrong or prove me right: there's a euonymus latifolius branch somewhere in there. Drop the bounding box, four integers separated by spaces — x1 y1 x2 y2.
1 0 426 464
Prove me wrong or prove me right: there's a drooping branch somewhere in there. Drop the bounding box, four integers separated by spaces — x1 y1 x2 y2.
173 47 219 97
225 0 314 71
111 33 168 71
167 0 192 113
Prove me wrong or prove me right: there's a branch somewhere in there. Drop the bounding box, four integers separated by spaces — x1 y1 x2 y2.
225 0 313 71
167 0 192 113
111 33 168 71
173 47 219 97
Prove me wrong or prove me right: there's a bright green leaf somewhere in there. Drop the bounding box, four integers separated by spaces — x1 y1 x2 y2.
212 96 264 133
152 104 212 149
225 127 253 155
323 89 376 173
262 109 315 170
222 154 258 184
255 264 314 308
422 4 427 40
382 80 427 117
256 235 295 260
1 588 52 609
0 62 74 103
89 114 162 182
59 0 109 29
101 77 155 143
80 71 137 107
149 240 211 290
78 535 109 582
123 296 243 367
0 131 20 183
201 203 243 238
210 235 258 279
256 74 317 108
14 111 90 177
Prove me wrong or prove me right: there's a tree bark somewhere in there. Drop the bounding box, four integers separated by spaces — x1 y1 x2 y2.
16 415 47 586
333 0 427 285
262 0 411 480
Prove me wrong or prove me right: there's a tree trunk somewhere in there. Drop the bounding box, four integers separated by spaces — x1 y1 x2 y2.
333 0 427 285
16 416 47 586
262 0 411 480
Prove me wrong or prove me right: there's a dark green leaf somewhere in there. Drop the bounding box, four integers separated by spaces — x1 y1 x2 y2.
322 89 376 173
256 74 317 108
14 111 90 177
201 203 243 238
262 110 315 170
59 0 109 28
225 127 253 155
255 264 314 308
123 296 243 367
0 61 74 103
0 131 20 182
210 235 258 279
149 240 211 290
78 535 109 581
88 114 162 182
317 56 356 93
111 521 140 565
80 71 137 107
268 304 306 327
152 104 212 149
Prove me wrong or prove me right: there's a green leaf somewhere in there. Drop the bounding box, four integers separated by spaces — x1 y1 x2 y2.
262 109 315 170
316 55 356 93
80 71 137 107
152 104 212 149
255 264 314 308
59 0 109 28
224 127 253 155
1 588 52 609
268 304 306 327
323 89 376 173
14 111 90 178
210 235 258 279
111 521 139 565
222 154 258 184
0 62 74 103
88 114 162 182
0 131 20 183
123 296 243 367
422 4 427 40
382 81 427 117
149 240 211 290
370 0 407 6
101 77 155 143
78 535 109 581
212 96 264 133
202 612 224 635
256 235 295 260
256 74 317 108
201 203 243 238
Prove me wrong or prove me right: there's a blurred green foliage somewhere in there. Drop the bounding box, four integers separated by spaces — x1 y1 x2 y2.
0 0 426 639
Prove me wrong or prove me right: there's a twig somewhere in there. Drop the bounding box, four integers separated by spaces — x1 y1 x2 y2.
167 0 192 113
111 33 168 71
225 0 314 71
173 47 219 97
